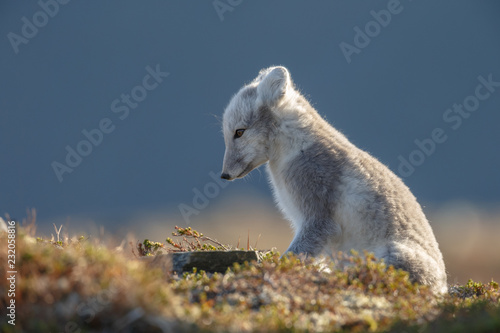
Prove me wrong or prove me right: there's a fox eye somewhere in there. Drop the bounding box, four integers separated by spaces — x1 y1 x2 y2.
234 129 245 139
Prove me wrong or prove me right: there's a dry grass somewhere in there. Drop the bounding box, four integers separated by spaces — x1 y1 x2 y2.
1 220 500 332
32 197 500 286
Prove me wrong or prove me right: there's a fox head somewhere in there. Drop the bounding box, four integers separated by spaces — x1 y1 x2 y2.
220 66 294 180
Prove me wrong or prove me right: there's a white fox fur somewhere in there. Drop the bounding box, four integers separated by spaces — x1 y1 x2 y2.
220 66 447 293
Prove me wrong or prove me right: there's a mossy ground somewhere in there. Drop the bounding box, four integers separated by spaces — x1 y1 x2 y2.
1 225 499 333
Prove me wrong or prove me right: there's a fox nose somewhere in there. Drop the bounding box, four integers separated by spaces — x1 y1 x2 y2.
220 173 231 180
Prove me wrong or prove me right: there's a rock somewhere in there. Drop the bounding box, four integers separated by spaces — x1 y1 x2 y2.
143 251 259 274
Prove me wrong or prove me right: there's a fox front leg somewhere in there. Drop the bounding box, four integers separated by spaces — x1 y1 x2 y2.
283 219 341 258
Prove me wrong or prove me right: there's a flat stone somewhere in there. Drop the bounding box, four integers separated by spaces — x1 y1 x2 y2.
143 251 259 274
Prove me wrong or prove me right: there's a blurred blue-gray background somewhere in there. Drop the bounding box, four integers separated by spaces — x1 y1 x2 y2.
1 1 500 281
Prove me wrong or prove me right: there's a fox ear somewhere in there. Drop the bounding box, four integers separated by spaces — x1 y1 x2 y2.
257 66 290 106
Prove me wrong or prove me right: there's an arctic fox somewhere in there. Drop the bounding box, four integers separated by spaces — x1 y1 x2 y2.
220 66 447 293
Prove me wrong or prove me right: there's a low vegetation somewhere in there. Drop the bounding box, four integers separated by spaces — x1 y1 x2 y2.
136 226 230 256
1 221 499 332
